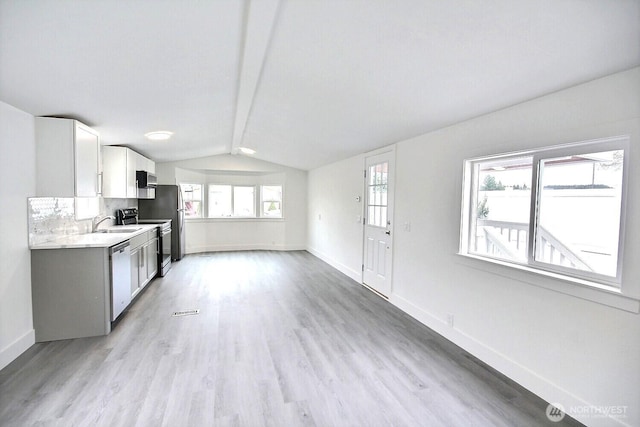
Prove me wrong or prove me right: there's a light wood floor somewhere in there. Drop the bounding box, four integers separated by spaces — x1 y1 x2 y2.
1 251 582 426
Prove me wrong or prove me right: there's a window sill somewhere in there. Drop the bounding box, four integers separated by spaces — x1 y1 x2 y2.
456 253 639 313
185 217 285 223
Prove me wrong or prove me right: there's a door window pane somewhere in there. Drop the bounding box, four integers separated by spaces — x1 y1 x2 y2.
367 162 389 227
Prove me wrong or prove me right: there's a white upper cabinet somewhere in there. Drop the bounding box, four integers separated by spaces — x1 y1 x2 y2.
35 117 101 197
132 151 155 174
102 146 155 199
102 146 136 198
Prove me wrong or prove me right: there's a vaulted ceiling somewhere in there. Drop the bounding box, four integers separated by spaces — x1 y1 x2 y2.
1 0 638 170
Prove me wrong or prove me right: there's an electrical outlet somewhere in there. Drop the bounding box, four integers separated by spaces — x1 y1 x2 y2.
447 314 454 327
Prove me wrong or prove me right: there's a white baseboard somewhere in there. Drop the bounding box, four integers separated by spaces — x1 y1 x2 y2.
186 243 306 254
0 329 35 372
306 246 362 283
390 294 630 427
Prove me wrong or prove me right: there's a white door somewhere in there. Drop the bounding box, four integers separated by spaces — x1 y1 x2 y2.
363 151 394 296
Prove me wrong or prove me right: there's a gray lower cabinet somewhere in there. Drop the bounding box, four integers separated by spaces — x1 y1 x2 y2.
31 230 159 343
146 237 159 280
31 247 111 342
130 246 141 298
130 231 159 299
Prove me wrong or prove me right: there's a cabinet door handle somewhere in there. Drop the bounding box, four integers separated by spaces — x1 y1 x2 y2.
97 172 103 195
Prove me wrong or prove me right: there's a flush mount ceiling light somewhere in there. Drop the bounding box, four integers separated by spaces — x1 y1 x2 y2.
238 147 256 155
144 131 173 141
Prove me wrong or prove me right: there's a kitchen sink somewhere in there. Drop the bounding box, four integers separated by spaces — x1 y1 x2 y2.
96 228 142 234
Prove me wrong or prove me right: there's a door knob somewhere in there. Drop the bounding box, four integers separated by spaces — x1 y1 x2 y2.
385 230 391 235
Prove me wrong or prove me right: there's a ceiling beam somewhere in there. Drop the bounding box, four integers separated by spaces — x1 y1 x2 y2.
230 0 281 155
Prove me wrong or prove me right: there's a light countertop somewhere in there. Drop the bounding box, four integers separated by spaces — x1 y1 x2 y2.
30 224 160 250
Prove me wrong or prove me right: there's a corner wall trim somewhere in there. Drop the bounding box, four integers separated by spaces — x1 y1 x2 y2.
0 329 35 372
306 246 362 283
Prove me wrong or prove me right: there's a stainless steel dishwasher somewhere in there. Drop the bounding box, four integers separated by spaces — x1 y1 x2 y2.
110 241 132 321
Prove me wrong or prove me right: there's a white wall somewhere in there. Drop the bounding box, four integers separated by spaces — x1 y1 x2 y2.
0 101 36 370
157 155 307 253
307 155 365 281
307 67 640 427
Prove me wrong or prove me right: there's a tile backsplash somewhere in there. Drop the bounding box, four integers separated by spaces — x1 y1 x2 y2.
28 198 90 245
28 197 138 246
104 198 137 219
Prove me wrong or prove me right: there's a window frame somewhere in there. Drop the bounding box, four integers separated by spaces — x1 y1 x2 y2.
460 135 629 290
205 184 256 218
366 161 389 228
177 181 285 222
180 183 203 219
207 184 233 218
260 185 284 218
232 185 257 218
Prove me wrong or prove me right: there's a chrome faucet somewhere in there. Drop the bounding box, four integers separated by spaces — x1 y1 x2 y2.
92 215 115 232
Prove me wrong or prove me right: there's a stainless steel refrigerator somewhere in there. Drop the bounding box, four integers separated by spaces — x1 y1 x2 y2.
138 185 185 260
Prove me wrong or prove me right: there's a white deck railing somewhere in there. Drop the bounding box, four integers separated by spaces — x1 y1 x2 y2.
476 219 592 271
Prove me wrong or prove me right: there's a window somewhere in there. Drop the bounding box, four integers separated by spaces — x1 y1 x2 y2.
208 185 232 217
233 186 255 217
180 184 202 218
190 183 283 219
207 184 256 218
460 136 628 287
261 185 283 218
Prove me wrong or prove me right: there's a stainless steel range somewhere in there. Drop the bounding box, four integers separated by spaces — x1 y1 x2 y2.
116 208 172 277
